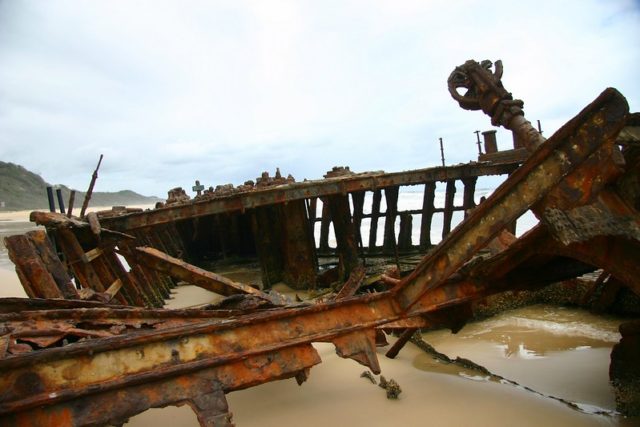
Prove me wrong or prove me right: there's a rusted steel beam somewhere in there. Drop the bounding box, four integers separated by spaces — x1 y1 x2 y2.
419 182 436 249
117 241 165 307
79 154 103 218
318 200 331 252
462 177 477 218
133 231 173 297
351 191 366 251
368 189 382 250
25 230 78 299
4 234 65 299
0 297 113 313
385 328 417 359
332 264 366 300
85 247 130 306
0 268 502 422
326 194 360 279
0 285 464 416
280 200 317 289
398 212 413 251
146 228 179 291
441 180 456 238
382 187 399 253
398 69 628 312
3 344 319 426
102 250 146 307
66 190 75 218
99 162 521 232
134 246 268 298
56 228 107 293
251 206 284 288
546 234 640 296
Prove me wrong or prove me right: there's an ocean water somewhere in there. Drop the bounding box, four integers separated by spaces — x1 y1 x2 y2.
315 184 539 249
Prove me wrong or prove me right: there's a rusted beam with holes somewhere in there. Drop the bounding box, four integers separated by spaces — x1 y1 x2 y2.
2 342 318 427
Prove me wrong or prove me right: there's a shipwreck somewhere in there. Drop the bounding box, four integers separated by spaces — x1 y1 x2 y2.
1 59 639 425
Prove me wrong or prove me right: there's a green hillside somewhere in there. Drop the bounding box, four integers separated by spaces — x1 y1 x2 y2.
0 161 162 212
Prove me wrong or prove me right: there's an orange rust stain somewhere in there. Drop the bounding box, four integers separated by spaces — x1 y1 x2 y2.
16 408 73 427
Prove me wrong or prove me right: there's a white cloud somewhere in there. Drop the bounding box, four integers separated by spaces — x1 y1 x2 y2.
0 0 638 197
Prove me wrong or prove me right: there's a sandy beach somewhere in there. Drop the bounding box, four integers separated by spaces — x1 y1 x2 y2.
1 208 637 426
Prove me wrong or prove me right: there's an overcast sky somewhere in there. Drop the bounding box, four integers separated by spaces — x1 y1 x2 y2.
1 1 638 197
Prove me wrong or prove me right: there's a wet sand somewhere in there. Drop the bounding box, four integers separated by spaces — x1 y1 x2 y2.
129 334 627 427
1 210 638 426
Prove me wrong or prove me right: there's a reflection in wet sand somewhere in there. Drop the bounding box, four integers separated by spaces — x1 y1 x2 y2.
418 305 624 412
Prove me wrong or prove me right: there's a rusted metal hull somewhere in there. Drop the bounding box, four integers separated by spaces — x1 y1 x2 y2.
1 59 638 425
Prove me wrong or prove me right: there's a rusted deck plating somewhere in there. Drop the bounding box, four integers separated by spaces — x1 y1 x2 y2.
1 59 639 426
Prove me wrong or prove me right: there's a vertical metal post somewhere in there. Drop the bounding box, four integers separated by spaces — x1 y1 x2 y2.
80 154 104 218
67 190 76 217
46 186 55 213
55 188 65 214
439 138 445 166
474 130 482 155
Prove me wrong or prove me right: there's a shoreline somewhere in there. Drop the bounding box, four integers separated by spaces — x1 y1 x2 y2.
0 204 157 223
